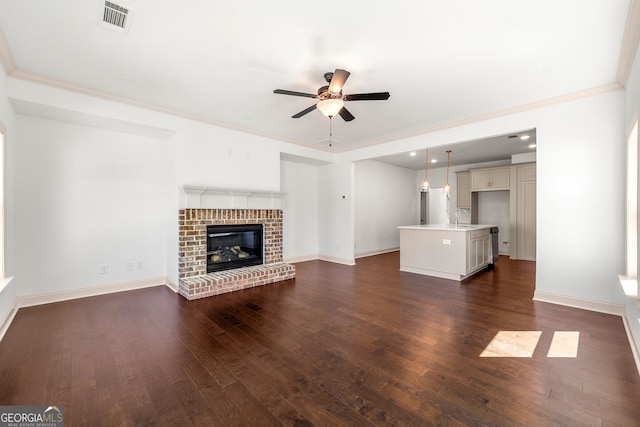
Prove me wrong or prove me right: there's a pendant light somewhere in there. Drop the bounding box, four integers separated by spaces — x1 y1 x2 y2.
443 150 452 195
422 149 430 191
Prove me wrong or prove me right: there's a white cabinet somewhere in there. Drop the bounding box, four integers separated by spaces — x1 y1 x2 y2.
456 171 471 209
468 229 492 272
471 167 510 191
398 225 494 281
515 163 536 261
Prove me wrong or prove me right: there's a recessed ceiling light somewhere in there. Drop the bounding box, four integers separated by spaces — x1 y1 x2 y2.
431 159 437 163
410 152 416 156
520 134 531 140
529 143 537 148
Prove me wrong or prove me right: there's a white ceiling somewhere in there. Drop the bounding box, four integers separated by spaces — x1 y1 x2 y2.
374 129 537 170
0 1 635 157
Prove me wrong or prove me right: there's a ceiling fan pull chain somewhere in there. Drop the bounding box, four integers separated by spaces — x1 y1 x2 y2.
329 118 333 147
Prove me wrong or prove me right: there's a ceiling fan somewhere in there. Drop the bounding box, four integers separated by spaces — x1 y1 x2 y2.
273 69 390 121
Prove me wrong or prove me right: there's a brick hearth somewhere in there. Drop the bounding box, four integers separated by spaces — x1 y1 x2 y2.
178 208 295 300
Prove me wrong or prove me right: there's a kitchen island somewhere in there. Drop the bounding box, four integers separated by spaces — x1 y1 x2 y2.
398 224 497 281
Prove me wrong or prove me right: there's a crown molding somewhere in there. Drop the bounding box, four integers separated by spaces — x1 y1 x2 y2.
8 69 333 152
335 82 623 153
6 70 624 156
617 0 640 87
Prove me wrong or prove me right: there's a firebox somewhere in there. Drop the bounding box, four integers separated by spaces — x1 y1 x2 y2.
206 224 264 273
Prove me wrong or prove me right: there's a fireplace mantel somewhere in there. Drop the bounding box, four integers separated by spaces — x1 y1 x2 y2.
179 185 286 209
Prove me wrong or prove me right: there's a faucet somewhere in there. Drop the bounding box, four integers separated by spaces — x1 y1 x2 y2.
455 208 470 226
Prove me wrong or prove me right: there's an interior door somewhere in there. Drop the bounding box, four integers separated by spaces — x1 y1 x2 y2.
420 191 428 224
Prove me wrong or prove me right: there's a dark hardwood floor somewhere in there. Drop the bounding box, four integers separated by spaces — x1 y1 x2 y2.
1 252 639 426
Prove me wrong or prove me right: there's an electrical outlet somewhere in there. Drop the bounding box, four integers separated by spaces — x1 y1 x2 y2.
126 262 134 271
100 264 109 274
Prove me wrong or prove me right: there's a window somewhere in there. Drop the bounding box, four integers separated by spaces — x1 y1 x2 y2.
0 123 4 279
627 121 638 278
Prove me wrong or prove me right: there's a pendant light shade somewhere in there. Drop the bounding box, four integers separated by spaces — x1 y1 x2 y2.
317 99 344 118
443 150 452 195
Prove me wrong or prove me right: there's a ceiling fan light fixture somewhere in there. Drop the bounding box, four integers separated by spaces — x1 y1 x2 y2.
274 69 390 122
317 99 344 118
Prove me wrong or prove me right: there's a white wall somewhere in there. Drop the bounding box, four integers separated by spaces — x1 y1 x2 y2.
318 161 355 265
625 43 640 129
339 89 626 308
9 110 324 296
14 116 173 297
535 92 625 306
11 113 298 295
174 124 281 191
353 160 416 257
2 77 329 294
280 160 319 262
0 63 16 331
623 40 640 369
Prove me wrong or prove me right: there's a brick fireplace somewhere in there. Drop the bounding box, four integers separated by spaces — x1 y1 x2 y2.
178 208 295 300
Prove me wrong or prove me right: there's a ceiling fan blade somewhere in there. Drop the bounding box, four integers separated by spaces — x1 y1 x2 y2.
274 89 318 98
344 92 391 101
328 69 350 93
338 107 355 122
292 104 317 118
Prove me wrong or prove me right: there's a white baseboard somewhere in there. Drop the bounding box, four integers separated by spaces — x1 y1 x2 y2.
283 254 319 264
283 254 361 265
355 248 399 259
533 290 624 316
622 305 640 376
165 278 178 292
317 254 356 266
17 276 169 308
0 304 17 342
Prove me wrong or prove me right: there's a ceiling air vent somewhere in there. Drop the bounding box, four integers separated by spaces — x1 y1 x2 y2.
101 1 133 33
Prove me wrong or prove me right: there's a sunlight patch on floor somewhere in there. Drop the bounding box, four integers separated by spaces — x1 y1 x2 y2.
480 331 541 357
547 331 580 357
480 331 580 358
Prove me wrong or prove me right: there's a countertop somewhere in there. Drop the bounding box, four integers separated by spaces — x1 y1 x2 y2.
397 224 497 231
